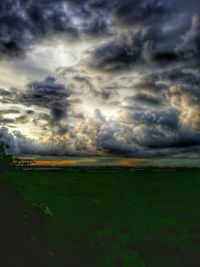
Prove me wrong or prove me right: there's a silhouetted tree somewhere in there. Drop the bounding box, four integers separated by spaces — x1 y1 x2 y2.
0 143 34 172
0 144 13 172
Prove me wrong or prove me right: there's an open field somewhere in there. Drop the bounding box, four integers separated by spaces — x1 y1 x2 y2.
1 169 200 267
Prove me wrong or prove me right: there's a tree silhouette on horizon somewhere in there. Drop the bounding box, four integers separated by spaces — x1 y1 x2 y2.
0 143 34 172
0 143 13 172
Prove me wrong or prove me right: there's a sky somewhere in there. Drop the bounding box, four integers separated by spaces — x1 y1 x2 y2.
0 0 200 164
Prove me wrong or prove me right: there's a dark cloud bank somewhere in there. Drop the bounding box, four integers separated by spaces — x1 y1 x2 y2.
0 0 200 158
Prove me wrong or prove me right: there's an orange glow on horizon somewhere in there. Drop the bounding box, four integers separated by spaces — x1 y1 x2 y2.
31 158 146 167
111 158 146 166
32 160 78 166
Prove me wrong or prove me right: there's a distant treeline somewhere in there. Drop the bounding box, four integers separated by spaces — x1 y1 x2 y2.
25 165 200 172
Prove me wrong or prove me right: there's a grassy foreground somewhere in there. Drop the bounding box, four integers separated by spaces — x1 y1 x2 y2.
1 169 200 267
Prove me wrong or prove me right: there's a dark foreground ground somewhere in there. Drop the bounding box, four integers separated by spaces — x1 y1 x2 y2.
1 169 200 267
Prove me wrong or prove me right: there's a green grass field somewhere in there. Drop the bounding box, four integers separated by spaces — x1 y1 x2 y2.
1 169 200 267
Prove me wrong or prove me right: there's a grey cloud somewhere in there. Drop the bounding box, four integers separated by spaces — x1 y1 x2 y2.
132 93 163 107
134 74 168 93
0 118 15 124
15 115 30 124
90 28 181 72
0 76 71 131
161 68 200 99
0 41 25 60
0 0 112 59
113 0 175 27
90 32 145 72
0 0 200 158
131 109 179 130
0 0 200 64
0 126 40 155
26 110 35 115
0 127 17 153
88 5 200 72
0 109 20 114
120 106 200 150
81 108 200 157
0 88 13 97
0 126 93 156
71 73 117 101
177 15 200 61
19 76 70 126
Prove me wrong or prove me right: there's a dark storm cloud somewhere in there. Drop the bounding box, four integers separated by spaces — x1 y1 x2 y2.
0 127 17 152
88 1 200 72
19 76 70 126
161 68 200 99
163 68 200 86
0 126 93 156
91 32 145 71
133 74 168 93
0 0 199 67
0 0 200 158
0 76 71 130
139 129 200 150
72 74 115 100
0 0 77 58
84 108 200 157
0 0 112 58
0 118 15 124
0 76 71 133
131 108 179 130
177 15 200 62
0 42 25 60
0 126 54 155
90 23 194 72
118 100 200 152
131 93 163 107
0 88 12 97
0 126 39 155
26 110 35 115
90 27 182 72
113 0 175 26
97 138 141 157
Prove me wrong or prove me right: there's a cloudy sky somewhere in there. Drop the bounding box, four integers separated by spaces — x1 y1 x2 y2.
0 0 200 163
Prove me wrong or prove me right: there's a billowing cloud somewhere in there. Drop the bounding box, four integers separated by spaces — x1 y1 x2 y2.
20 76 70 126
0 0 200 160
0 0 113 59
177 15 200 62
